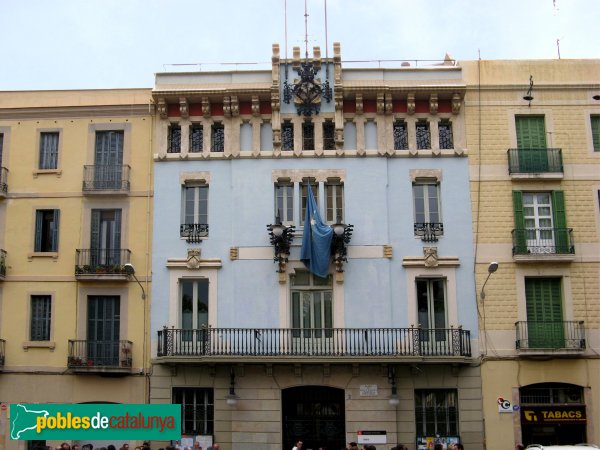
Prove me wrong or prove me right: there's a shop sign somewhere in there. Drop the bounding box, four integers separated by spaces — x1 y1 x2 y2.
521 405 586 424
357 430 387 444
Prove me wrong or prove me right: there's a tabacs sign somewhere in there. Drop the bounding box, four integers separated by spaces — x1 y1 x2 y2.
521 405 586 424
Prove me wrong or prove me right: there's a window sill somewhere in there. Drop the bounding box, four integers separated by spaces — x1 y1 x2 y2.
33 169 62 178
28 252 59 260
23 341 56 351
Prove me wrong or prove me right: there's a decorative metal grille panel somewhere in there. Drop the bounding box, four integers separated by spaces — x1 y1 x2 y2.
439 120 454 149
190 125 203 153
282 122 294 151
393 121 409 150
416 121 431 149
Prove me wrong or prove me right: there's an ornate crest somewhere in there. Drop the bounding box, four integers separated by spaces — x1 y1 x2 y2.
186 248 202 269
423 247 439 267
283 60 332 116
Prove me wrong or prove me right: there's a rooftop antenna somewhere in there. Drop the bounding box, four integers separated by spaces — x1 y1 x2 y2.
325 0 329 79
284 0 289 79
304 0 309 61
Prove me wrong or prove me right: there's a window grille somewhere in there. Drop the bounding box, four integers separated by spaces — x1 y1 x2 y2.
167 124 181 153
323 121 335 150
190 124 203 153
211 123 224 152
416 121 431 150
439 120 454 149
303 121 315 150
282 122 294 151
393 120 408 150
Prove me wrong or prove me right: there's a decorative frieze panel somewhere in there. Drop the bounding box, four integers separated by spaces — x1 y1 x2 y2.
407 93 415 115
202 97 211 118
452 93 462 114
157 98 167 119
179 98 189 119
355 94 363 115
429 93 438 115
251 96 260 117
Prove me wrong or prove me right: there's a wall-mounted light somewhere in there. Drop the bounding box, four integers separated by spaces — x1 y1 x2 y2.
593 95 600 101
226 367 239 407
480 262 499 301
123 263 146 300
331 217 354 272
388 366 400 406
267 213 295 274
523 75 534 106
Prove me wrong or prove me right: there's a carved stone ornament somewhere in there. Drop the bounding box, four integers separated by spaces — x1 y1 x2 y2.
223 96 231 117
407 93 415 115
187 248 202 269
423 247 439 267
202 97 211 118
335 90 344 111
376 92 385 115
355 94 363 115
179 98 189 119
429 93 438 115
157 98 167 119
271 87 280 112
251 96 260 117
385 93 393 114
230 96 239 117
452 93 462 114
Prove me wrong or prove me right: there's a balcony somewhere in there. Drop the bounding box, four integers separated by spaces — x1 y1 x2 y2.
157 327 472 363
508 148 563 178
515 321 585 355
180 223 209 243
512 228 575 262
75 248 131 281
0 249 6 280
414 222 444 242
82 165 130 194
0 339 5 367
0 167 7 197
68 340 133 373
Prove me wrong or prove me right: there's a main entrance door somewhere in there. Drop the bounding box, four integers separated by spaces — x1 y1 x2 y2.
282 386 345 450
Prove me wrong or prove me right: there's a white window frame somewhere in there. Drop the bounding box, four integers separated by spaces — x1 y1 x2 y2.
182 184 208 230
412 182 442 224
325 178 344 224
275 179 295 224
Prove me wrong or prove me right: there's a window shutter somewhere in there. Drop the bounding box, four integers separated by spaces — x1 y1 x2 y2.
90 210 100 266
525 278 563 348
516 116 546 149
114 209 122 264
551 191 569 253
34 210 43 252
51 210 60 252
591 116 600 151
512 191 526 253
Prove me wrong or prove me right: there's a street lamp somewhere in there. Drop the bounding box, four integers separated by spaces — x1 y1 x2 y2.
479 262 499 301
124 263 146 300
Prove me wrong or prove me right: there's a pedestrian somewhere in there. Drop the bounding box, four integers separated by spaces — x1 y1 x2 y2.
515 445 524 450
454 444 464 450
348 443 358 450
292 441 303 450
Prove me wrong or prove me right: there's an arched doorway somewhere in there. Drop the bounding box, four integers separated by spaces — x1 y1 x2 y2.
283 386 346 450
520 382 587 445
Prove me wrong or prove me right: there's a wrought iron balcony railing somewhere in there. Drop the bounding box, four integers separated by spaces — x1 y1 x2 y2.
414 222 444 242
82 165 130 192
68 339 132 369
515 321 585 351
0 249 6 278
75 248 131 276
508 148 563 174
157 327 471 358
512 228 574 255
0 338 5 366
180 223 209 243
0 167 8 194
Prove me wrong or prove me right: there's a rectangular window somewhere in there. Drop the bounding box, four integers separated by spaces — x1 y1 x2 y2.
39 132 59 169
291 271 333 338
35 209 60 252
282 121 294 151
190 124 203 153
30 295 51 341
415 389 459 437
416 279 447 331
438 119 453 149
181 279 209 339
413 182 442 241
260 122 273 151
300 180 319 222
181 185 209 238
275 180 294 224
343 121 357 150
364 120 377 150
211 123 224 152
592 115 600 151
167 124 181 153
325 179 344 223
302 121 315 150
90 209 122 265
516 116 546 149
173 388 214 435
416 120 431 149
323 120 335 150
240 122 253 152
393 120 408 150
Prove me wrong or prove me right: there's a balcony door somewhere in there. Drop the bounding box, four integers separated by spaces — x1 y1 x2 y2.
94 131 123 189
516 116 548 172
90 209 121 266
417 279 447 352
87 296 120 366
180 279 209 353
523 193 555 253
525 278 564 348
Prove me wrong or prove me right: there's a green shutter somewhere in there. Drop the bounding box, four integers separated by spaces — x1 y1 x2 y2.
515 116 548 172
525 278 564 348
34 210 43 252
51 210 60 252
592 116 600 151
551 191 569 253
90 210 100 266
512 191 527 253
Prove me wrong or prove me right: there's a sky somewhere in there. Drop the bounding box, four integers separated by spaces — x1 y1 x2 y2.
1 0 599 91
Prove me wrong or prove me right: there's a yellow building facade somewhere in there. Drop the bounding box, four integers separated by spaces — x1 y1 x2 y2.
0 89 153 450
463 59 600 449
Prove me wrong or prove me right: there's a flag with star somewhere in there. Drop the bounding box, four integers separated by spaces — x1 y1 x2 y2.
300 183 333 278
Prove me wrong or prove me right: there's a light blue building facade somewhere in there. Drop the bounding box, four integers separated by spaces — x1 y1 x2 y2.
150 44 483 450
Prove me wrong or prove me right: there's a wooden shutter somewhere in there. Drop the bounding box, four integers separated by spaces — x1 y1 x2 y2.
516 116 546 149
34 210 43 252
592 116 600 151
51 210 60 252
525 278 564 348
512 191 526 253
551 191 569 253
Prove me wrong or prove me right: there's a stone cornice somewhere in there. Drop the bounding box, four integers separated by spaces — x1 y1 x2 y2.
0 105 151 120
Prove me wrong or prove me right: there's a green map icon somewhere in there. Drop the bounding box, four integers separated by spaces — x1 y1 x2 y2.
10 404 49 439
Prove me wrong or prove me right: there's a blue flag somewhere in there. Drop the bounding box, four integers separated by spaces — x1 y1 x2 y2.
300 184 333 278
